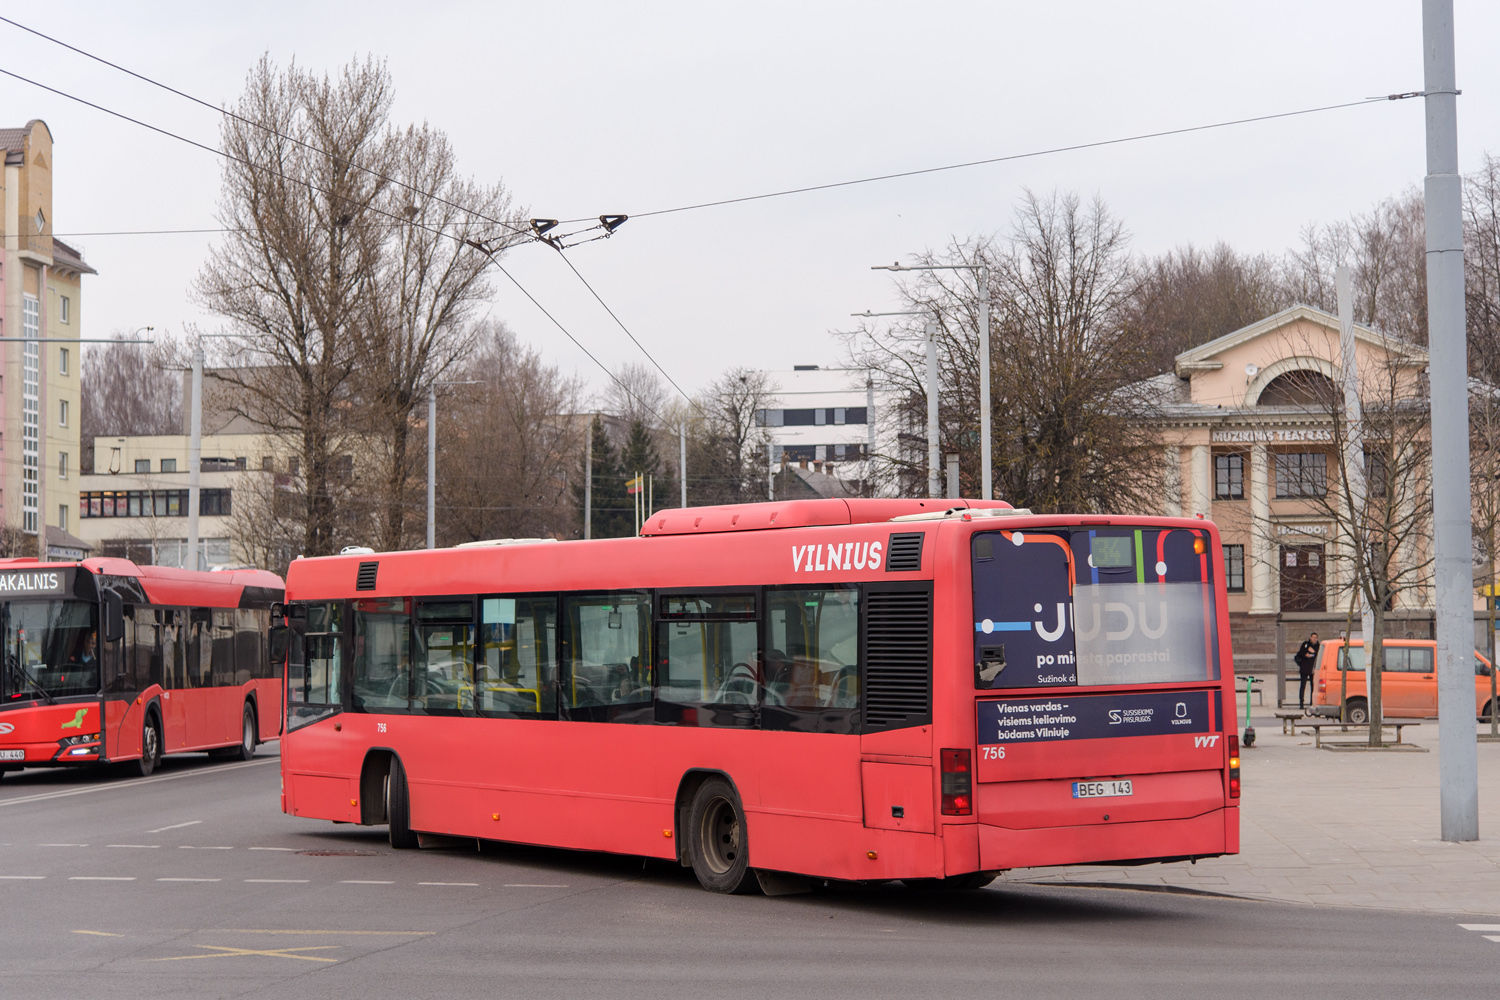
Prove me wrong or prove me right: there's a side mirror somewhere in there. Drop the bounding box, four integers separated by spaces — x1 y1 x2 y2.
269 625 290 666
103 591 125 643
270 602 286 620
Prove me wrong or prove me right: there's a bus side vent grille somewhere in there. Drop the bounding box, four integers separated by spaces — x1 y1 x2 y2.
355 561 379 591
863 589 931 731
885 532 924 572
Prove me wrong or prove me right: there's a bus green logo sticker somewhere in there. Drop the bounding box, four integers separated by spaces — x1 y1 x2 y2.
61 709 87 731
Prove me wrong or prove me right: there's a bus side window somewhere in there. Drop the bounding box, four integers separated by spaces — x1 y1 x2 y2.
293 602 343 712
211 610 236 687
161 610 185 689
656 592 759 728
234 609 261 685
562 594 651 718
478 596 556 717
414 600 475 715
761 587 860 735
353 598 411 711
131 609 161 692
189 610 213 688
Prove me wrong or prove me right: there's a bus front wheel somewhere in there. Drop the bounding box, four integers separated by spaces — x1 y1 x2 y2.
134 714 161 777
387 757 419 850
687 777 755 894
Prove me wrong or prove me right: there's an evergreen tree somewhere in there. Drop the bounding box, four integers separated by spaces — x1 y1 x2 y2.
572 415 632 538
620 419 677 515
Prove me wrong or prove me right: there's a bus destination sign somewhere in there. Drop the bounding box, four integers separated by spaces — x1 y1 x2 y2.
0 571 64 596
978 690 1213 746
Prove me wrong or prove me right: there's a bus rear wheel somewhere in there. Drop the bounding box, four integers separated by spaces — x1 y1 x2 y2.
387 756 419 850
133 714 161 777
687 777 755 894
226 704 257 761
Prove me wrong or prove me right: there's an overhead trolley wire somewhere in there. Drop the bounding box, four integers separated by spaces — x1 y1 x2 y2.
0 65 666 425
553 96 1393 223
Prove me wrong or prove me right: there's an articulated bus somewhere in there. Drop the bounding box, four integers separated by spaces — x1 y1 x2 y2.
0 558 285 779
279 498 1239 893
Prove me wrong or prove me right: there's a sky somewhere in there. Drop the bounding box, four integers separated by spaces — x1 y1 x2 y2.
4 0 1498 407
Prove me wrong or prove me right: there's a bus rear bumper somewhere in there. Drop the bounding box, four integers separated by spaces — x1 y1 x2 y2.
976 808 1233 871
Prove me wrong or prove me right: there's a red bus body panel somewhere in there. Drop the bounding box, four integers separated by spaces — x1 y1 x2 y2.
281 502 1238 882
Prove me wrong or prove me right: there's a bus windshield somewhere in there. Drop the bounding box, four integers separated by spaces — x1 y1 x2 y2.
2 600 100 703
972 525 1220 690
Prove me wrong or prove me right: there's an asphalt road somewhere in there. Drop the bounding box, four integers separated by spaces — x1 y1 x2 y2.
0 745 1494 1000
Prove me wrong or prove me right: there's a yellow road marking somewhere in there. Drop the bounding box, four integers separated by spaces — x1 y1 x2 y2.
72 930 124 937
150 944 340 963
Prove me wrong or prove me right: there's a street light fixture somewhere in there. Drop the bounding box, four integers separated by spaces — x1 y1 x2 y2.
872 261 992 501
852 308 943 498
428 380 483 549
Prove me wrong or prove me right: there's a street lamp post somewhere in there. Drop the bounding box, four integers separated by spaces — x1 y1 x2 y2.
872 262 992 500
428 380 482 549
853 309 941 497
186 332 234 571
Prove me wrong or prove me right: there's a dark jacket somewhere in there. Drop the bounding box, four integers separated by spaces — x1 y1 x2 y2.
1294 640 1320 674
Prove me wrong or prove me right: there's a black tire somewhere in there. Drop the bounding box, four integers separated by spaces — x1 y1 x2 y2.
1482 700 1496 724
387 756 419 850
134 713 162 777
224 703 257 761
903 872 999 892
1345 699 1369 726
687 777 756 894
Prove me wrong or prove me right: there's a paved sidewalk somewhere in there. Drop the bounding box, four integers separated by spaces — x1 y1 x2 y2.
1009 701 1500 915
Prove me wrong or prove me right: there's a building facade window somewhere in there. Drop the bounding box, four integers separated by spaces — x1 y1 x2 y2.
1214 453 1244 500
79 488 231 519
1223 544 1245 592
60 296 70 324
59 399 69 427
58 504 68 532
135 459 150 473
160 458 178 473
1274 452 1327 498
59 347 68 375
58 452 68 479
22 293 39 534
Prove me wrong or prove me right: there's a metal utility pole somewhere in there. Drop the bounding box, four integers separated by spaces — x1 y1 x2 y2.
187 340 204 570
1336 268 1375 706
1423 0 1477 841
679 421 687 508
584 419 593 540
926 319 940 498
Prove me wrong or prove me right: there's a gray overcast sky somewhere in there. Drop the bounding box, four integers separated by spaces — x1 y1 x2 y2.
4 1 1497 403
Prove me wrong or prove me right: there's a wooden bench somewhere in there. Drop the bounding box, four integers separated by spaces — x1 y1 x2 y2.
1273 710 1304 735
1300 720 1421 748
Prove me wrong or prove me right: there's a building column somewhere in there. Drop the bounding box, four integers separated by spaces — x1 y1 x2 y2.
1189 444 1212 518
1249 442 1274 614
1163 445 1182 517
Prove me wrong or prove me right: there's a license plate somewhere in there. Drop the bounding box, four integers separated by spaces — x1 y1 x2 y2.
1073 779 1132 798
0 750 23 761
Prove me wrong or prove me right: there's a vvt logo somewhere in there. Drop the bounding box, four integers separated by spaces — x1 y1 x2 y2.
1194 735 1221 748
0 722 13 735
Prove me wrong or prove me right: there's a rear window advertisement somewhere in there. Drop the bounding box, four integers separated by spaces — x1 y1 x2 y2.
972 528 1220 690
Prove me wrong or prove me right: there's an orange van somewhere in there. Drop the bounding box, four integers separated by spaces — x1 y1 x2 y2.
1308 638 1494 724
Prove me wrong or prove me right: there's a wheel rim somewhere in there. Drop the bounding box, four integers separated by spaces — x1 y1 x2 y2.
697 795 741 875
144 723 158 762
243 714 254 752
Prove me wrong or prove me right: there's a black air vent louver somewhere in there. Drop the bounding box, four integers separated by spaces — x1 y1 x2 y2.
886 532 924 572
863 588 932 731
355 561 379 591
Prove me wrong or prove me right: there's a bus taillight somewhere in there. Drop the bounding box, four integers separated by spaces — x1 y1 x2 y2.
1228 734 1241 799
941 749 972 816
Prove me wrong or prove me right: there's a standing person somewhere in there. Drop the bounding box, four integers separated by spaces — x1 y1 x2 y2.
1293 632 1321 711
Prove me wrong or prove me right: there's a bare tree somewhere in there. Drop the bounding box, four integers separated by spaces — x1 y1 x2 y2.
193 55 394 559
604 362 671 430
80 332 188 472
1465 152 1500 729
435 322 584 544
685 368 776 506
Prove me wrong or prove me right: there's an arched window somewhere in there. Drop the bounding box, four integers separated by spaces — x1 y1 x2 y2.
1257 370 1340 407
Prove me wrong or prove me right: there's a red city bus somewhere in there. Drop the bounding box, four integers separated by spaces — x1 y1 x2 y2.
279 498 1238 893
0 558 285 779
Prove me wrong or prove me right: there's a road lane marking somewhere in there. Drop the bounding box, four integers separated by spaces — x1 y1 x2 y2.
1460 924 1500 931
40 843 88 847
158 878 222 882
211 929 435 935
244 879 310 883
69 876 136 881
0 761 273 810
248 846 296 851
340 880 395 884
72 930 124 937
148 820 203 833
418 882 478 886
179 845 234 850
107 844 159 849
0 875 45 879
150 944 339 963
504 884 567 888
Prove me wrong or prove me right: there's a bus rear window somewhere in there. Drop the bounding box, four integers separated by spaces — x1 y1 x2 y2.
972 527 1220 690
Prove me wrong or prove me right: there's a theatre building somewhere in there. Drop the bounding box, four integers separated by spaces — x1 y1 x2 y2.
1140 305 1433 668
